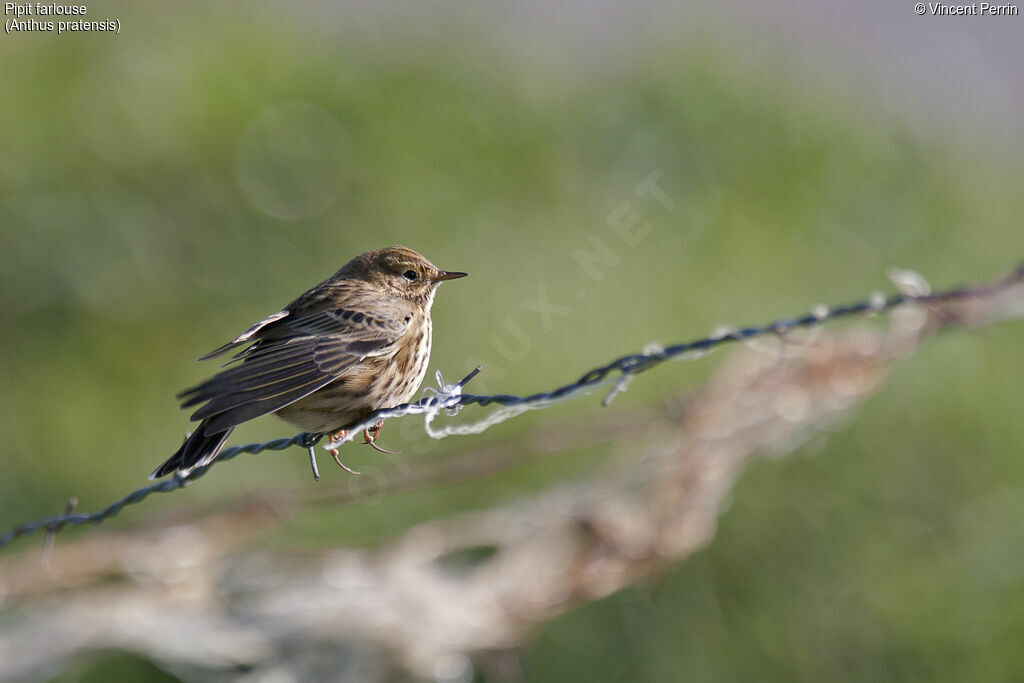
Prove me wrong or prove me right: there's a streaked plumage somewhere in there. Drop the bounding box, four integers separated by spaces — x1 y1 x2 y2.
150 246 466 479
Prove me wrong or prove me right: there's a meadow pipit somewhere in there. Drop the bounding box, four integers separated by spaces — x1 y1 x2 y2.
150 246 467 479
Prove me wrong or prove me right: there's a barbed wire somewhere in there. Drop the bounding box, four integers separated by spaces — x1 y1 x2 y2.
2 262 1022 551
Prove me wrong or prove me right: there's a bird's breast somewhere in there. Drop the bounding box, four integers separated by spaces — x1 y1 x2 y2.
379 311 432 407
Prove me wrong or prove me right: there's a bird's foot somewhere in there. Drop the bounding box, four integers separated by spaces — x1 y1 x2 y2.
327 428 347 449
327 429 361 475
362 421 400 455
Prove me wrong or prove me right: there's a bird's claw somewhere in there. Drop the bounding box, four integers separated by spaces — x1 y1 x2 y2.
361 421 400 455
330 448 361 475
326 429 360 475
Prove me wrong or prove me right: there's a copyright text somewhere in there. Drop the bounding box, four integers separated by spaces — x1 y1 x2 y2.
914 2 1020 14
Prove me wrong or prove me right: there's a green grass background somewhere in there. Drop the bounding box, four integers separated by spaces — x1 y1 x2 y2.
1 3 1023 681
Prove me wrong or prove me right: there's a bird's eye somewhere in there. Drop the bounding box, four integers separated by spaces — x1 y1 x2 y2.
402 270 418 281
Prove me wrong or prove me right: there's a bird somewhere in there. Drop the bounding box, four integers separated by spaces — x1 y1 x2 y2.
149 246 467 480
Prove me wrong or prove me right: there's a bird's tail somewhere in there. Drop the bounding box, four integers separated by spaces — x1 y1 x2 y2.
149 420 234 480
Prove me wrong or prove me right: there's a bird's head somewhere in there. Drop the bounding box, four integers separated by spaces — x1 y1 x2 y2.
338 246 468 304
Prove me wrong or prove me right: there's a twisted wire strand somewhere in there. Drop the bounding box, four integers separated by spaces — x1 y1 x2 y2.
2 262 1021 551
0 433 322 550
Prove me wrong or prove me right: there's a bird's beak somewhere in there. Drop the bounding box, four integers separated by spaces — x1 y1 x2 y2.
432 270 468 282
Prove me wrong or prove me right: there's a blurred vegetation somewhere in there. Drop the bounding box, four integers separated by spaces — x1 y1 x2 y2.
2 2 1023 681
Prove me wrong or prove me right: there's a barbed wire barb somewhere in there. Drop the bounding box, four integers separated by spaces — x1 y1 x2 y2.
1 261 1022 552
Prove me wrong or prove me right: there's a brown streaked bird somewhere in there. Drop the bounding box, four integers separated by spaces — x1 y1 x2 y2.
149 246 467 479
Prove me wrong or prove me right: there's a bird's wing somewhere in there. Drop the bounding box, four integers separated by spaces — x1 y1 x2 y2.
196 310 291 361
178 296 416 434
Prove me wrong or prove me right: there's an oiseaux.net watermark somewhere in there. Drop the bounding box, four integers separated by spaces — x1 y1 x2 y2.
344 170 680 505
